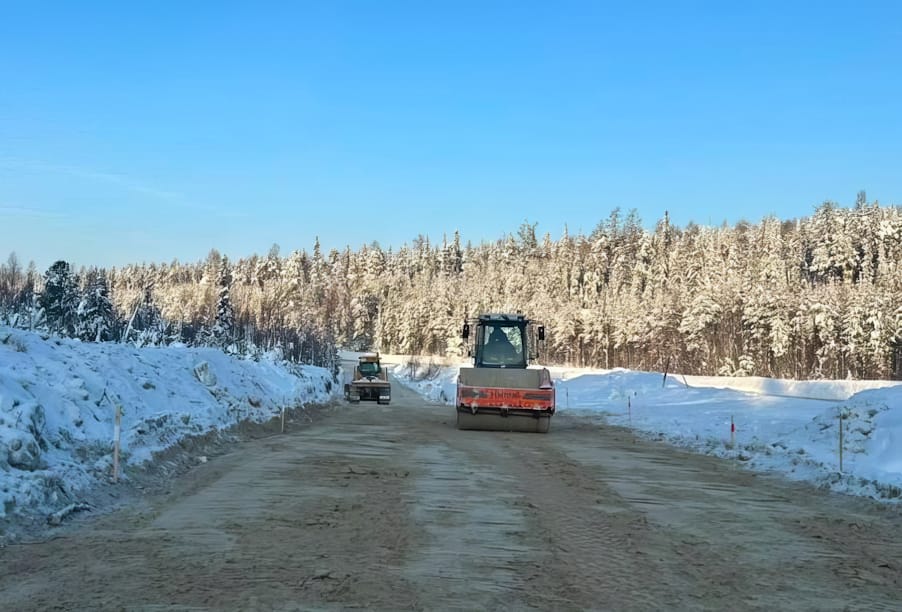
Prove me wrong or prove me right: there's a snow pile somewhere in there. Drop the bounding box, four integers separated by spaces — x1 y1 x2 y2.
0 326 337 521
394 361 902 501
389 359 461 405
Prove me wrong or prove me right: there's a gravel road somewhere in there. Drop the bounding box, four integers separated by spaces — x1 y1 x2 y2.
2 368 900 611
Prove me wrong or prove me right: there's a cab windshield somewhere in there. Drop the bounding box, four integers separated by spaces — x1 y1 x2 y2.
358 362 381 376
479 324 525 366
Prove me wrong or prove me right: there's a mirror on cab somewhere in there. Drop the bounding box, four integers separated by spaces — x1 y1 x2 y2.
462 323 470 339
538 325 545 341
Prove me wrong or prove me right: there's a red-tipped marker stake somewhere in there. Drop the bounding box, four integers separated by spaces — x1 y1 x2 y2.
730 415 735 449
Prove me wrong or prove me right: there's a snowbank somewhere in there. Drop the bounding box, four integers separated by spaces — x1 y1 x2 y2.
0 326 338 522
678 373 902 401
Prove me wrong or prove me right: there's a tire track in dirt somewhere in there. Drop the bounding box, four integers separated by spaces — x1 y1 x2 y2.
400 442 539 610
402 425 677 610
551 417 902 610
493 439 678 610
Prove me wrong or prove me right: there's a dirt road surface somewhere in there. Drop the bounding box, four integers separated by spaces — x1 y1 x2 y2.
2 367 901 611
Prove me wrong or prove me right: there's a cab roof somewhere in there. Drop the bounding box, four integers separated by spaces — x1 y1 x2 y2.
477 313 527 323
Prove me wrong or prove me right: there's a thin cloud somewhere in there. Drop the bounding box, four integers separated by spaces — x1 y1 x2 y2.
0 158 244 217
0 205 67 218
57 165 186 203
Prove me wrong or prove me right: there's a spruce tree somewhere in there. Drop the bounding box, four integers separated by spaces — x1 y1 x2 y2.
213 260 235 348
77 269 118 341
39 260 80 335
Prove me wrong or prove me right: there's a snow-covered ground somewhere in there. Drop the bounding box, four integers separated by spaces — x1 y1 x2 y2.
0 326 338 526
393 360 902 502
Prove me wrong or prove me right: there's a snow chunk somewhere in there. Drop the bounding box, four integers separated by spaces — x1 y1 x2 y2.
4 430 42 471
193 361 217 387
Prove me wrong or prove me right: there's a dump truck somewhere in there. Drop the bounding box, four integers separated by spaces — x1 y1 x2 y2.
344 353 391 404
456 313 555 433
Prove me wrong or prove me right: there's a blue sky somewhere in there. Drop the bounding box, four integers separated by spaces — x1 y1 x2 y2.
2 1 900 270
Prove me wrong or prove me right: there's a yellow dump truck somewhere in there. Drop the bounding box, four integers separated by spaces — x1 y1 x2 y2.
344 353 391 405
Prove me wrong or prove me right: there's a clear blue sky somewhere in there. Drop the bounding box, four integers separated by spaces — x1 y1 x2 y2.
2 1 900 270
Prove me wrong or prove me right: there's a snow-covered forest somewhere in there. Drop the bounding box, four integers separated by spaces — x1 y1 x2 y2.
2 199 901 380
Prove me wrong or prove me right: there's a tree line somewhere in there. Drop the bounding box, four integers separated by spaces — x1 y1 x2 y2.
0 248 338 372
2 197 901 380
